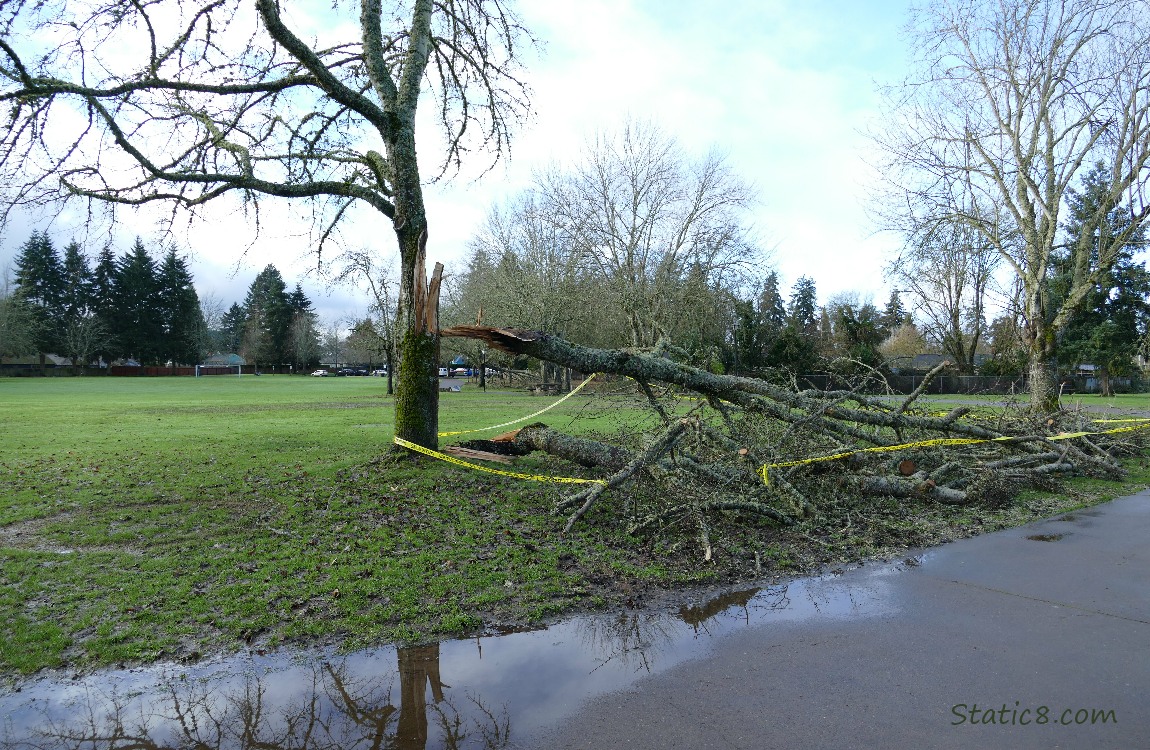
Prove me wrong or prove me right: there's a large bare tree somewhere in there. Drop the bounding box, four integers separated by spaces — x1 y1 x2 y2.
887 214 1000 373
454 193 596 339
537 121 759 349
875 0 1150 411
332 246 401 393
0 0 534 448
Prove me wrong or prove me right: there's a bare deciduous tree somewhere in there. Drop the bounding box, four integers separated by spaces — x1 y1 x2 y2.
459 194 594 341
0 0 535 447
887 216 1000 373
874 0 1150 411
332 247 401 392
537 121 760 349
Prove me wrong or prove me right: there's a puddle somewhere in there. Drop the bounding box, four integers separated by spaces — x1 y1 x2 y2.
1026 533 1065 542
0 565 901 749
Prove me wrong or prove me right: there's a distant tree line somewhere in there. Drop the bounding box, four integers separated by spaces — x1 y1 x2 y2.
4 232 203 370
438 123 918 381
1 233 322 374
444 152 1149 391
215 264 322 373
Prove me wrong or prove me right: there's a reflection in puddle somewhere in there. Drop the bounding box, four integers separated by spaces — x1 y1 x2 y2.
1 564 898 749
1026 533 1065 542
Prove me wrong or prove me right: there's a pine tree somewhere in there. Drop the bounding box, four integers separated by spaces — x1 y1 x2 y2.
112 238 163 364
89 245 119 366
242 265 292 371
219 303 247 354
1054 163 1150 395
12 230 64 369
156 247 204 365
286 282 320 371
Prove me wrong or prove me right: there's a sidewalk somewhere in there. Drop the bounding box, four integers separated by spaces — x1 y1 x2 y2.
539 492 1150 749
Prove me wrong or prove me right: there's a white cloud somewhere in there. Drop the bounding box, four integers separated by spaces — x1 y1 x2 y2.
1 0 917 319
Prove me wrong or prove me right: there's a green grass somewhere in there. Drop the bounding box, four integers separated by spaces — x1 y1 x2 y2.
912 390 1150 410
1 375 1147 678
0 375 692 676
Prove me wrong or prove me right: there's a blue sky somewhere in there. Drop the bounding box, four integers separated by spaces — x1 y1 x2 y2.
0 0 919 326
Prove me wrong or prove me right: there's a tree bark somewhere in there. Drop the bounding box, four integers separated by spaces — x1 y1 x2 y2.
1027 351 1060 414
393 225 439 448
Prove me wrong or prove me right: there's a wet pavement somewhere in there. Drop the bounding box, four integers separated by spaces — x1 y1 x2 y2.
2 491 1147 748
542 491 1150 749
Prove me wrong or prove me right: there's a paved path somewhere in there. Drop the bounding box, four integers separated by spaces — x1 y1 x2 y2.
539 492 1150 749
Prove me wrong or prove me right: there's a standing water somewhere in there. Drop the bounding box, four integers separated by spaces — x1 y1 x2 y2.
0 560 906 748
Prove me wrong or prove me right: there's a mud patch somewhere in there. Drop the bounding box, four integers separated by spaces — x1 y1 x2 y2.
0 514 143 556
1026 533 1065 542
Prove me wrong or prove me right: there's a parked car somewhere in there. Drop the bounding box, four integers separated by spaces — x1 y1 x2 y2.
438 367 449 377
311 369 328 377
371 368 388 376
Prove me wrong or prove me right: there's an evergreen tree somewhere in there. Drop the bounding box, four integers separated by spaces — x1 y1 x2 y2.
759 272 787 331
731 297 763 374
832 302 885 370
112 237 163 364
157 247 204 365
765 326 821 375
59 240 101 370
60 241 93 324
787 276 819 337
286 282 320 371
89 245 119 366
219 303 247 354
1053 163 1150 395
242 265 292 371
12 230 64 368
879 290 909 339
732 272 788 374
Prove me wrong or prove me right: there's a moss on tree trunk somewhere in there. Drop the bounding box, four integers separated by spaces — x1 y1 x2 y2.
394 327 439 449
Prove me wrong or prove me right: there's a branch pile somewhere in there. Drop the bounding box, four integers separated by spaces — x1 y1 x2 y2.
441 326 1140 554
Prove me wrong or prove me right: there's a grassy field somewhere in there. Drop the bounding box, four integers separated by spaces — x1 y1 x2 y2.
2 375 1148 678
912 391 1150 411
0 375 689 676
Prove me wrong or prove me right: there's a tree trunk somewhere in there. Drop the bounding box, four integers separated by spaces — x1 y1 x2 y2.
1099 364 1112 397
1028 354 1060 413
385 349 394 396
390 117 439 448
1025 310 1060 412
393 224 439 449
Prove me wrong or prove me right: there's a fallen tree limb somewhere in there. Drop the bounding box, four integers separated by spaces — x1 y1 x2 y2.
436 326 1141 554
557 419 689 533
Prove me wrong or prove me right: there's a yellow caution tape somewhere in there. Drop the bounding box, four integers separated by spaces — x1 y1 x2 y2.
438 373 599 437
393 436 607 485
759 420 1150 485
1093 418 1150 423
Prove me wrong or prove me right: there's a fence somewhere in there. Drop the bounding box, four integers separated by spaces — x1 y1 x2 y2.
796 373 1140 395
109 365 256 376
